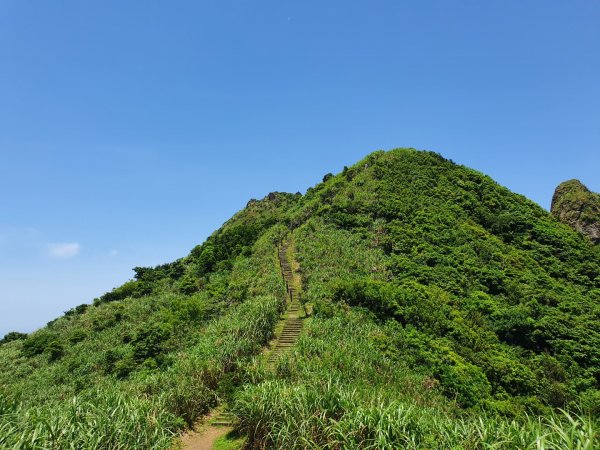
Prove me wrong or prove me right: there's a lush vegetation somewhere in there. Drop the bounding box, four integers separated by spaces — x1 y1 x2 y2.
0 197 292 448
232 150 599 448
234 313 597 449
1 149 598 448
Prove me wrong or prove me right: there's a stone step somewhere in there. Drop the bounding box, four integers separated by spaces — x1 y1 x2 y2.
212 421 233 427
273 242 304 362
213 418 233 423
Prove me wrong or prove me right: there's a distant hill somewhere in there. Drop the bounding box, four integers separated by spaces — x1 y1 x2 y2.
1 149 598 449
552 179 600 244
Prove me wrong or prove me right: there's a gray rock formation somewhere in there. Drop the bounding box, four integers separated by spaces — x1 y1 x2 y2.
551 179 600 244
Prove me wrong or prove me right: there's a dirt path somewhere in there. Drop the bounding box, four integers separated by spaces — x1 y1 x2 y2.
177 239 304 450
179 426 231 450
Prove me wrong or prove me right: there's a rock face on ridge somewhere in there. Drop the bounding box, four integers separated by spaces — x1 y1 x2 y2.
551 179 600 244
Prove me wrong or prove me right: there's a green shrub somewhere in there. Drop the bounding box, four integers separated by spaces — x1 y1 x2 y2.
0 332 27 344
21 331 59 357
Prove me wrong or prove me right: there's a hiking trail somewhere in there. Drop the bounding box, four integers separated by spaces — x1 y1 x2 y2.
178 238 304 449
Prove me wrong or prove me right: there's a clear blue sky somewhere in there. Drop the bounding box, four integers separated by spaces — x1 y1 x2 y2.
1 1 599 336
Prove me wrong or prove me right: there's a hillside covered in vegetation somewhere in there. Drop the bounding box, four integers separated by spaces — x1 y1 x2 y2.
1 149 599 449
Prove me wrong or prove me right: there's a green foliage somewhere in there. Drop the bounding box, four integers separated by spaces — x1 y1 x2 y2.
1 148 599 448
234 380 598 449
131 322 172 363
21 330 60 358
0 390 180 449
0 216 288 448
0 331 27 344
233 311 599 448
291 149 600 415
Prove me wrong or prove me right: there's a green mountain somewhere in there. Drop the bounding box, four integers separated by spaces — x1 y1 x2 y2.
551 179 600 244
1 149 599 449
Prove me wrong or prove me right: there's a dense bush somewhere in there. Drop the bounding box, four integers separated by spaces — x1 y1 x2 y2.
0 331 27 344
289 149 600 415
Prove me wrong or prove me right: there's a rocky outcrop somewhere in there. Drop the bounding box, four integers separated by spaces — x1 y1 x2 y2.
551 179 600 244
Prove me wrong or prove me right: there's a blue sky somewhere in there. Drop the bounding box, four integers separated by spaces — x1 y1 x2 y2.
1 1 599 336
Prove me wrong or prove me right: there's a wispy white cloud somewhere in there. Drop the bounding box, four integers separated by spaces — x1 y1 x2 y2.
109 249 118 257
47 243 80 259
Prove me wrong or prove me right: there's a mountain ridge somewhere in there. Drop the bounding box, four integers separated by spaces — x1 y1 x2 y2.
1 148 598 449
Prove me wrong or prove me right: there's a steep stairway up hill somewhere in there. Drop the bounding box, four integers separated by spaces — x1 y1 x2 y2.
208 240 304 430
267 241 304 366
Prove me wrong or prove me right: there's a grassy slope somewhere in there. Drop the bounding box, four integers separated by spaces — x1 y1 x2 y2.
0 194 296 448
1 149 599 448
233 149 600 448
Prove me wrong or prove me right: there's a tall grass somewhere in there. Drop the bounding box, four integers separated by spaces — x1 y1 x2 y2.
232 304 599 449
233 374 598 449
0 391 178 449
0 227 286 449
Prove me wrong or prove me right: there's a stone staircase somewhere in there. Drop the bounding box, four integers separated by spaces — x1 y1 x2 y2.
209 240 303 429
267 241 304 366
210 409 235 428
